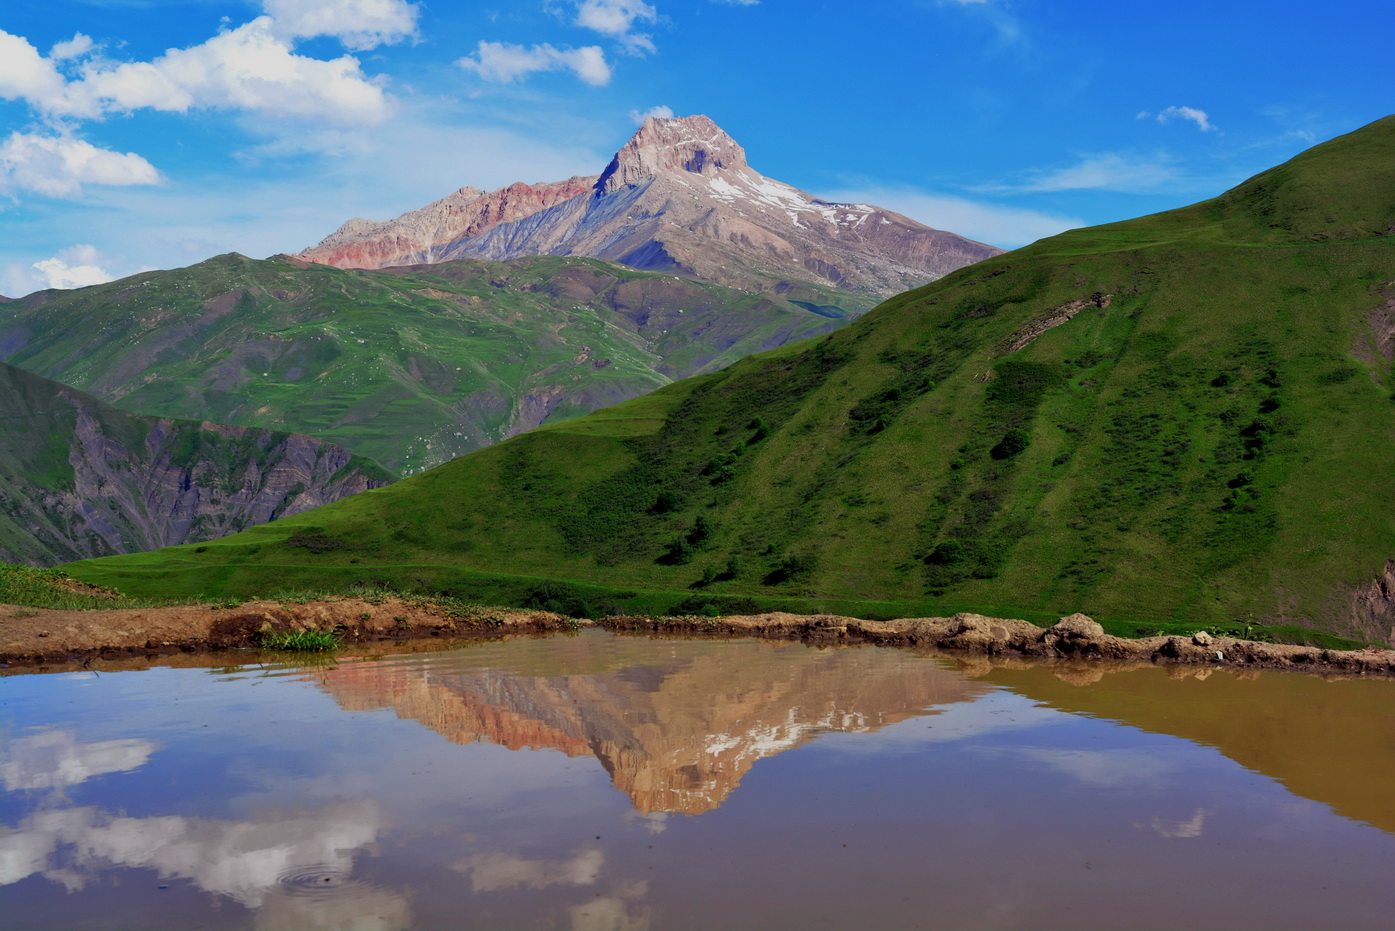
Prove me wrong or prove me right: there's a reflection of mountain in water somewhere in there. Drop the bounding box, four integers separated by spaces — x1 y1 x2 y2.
315 635 986 814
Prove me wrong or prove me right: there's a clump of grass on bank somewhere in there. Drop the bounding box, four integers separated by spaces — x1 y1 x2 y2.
257 628 343 651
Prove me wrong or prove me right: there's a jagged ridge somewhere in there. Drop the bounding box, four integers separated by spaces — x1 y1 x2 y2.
300 115 1002 302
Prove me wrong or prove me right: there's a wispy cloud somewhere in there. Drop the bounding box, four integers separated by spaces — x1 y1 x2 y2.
456 41 611 86
573 0 658 54
939 0 1025 46
819 183 1081 249
986 153 1181 194
263 0 421 51
628 104 673 124
1145 105 1217 133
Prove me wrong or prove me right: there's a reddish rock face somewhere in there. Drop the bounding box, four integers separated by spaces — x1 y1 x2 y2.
301 175 598 270
299 115 1003 301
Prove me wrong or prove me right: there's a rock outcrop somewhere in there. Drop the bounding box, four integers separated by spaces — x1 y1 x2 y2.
0 361 390 565
304 176 596 270
300 115 1003 302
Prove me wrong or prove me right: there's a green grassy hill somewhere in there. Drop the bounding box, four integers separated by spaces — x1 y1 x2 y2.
0 254 854 475
0 360 389 565
68 116 1395 641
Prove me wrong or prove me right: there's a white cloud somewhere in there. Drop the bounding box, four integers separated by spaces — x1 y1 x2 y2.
32 254 114 290
995 153 1180 193
457 41 611 86
0 31 68 109
574 0 658 53
49 33 95 61
628 104 673 124
1 20 391 126
68 18 393 125
711 0 759 5
1155 105 1216 132
3 244 151 295
819 183 1081 249
0 131 160 198
263 0 421 51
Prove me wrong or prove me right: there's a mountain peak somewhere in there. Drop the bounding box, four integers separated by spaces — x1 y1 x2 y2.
596 114 748 193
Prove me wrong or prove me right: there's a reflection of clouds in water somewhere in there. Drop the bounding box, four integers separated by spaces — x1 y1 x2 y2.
456 847 604 892
0 821 58 886
456 850 652 929
569 880 651 931
1147 808 1209 838
1019 748 1178 789
0 800 407 927
821 689 1066 753
624 810 668 835
255 882 412 931
1 731 157 791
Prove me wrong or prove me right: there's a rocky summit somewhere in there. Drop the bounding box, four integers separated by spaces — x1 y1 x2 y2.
301 115 1002 304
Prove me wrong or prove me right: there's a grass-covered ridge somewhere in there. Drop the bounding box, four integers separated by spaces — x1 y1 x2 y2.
68 116 1395 642
0 253 855 475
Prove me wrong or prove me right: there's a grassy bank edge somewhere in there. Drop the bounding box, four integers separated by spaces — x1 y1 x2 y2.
4 563 1374 652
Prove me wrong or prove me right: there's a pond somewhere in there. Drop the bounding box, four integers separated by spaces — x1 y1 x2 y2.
2 630 1393 929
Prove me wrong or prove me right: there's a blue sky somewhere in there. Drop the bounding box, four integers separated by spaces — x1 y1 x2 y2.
0 0 1390 295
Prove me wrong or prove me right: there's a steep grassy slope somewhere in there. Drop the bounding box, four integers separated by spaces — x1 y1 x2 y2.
69 117 1395 640
0 361 390 566
0 254 851 474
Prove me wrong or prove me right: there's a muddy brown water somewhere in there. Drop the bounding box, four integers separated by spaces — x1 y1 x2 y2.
2 630 1393 929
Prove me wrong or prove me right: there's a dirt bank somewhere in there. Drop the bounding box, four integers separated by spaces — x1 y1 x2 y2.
0 597 576 668
2 601 1392 677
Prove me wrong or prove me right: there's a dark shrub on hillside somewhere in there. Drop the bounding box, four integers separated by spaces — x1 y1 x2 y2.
658 536 693 565
763 552 815 585
286 530 348 553
926 539 968 565
991 428 1031 459
521 581 618 618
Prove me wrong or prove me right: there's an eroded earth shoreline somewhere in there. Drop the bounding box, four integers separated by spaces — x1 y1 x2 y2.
3 597 1394 678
